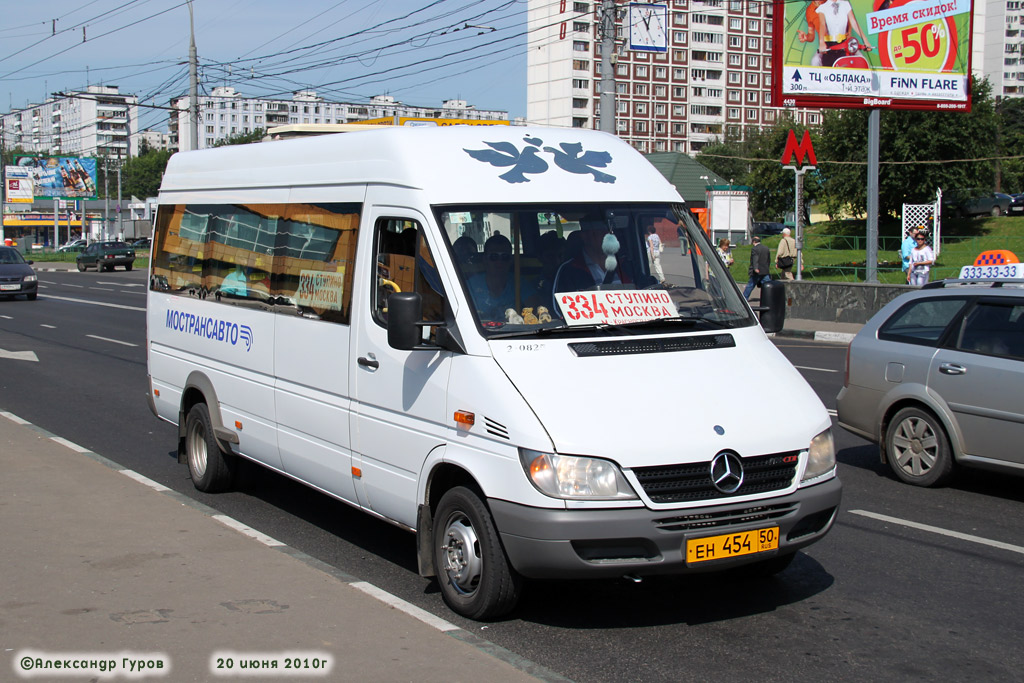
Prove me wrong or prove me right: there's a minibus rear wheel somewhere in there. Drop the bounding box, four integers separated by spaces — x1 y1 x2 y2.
433 486 521 620
185 403 234 492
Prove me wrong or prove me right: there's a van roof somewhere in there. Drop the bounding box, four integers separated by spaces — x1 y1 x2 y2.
158 126 682 205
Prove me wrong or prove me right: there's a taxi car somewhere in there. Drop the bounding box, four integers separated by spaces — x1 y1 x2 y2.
836 252 1024 486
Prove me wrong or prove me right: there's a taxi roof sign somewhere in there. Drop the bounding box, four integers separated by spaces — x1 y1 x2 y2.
958 251 1024 281
973 250 1019 266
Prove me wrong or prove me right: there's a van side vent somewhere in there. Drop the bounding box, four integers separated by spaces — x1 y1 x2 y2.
569 333 735 358
484 417 509 440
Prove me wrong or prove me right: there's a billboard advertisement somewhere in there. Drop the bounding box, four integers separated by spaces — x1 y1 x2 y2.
773 0 974 111
14 155 98 200
5 166 34 203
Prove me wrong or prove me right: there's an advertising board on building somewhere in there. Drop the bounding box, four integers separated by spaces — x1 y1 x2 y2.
14 155 99 200
773 0 974 111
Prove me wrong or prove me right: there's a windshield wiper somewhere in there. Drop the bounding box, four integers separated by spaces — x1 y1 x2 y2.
488 315 733 339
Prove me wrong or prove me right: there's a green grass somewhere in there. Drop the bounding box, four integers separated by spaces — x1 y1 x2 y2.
727 215 1024 283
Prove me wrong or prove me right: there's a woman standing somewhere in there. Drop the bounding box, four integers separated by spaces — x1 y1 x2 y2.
907 232 934 286
716 238 734 267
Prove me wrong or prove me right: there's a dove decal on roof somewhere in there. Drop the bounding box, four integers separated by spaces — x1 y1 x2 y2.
464 136 616 184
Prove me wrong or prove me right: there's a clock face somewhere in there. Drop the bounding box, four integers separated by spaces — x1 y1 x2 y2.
629 3 668 53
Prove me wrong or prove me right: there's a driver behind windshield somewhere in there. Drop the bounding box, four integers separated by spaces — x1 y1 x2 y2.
551 218 634 296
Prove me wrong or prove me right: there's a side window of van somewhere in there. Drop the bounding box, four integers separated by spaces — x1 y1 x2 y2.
151 203 360 324
372 218 446 331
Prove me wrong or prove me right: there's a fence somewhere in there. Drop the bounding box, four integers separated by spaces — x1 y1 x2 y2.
795 233 1024 284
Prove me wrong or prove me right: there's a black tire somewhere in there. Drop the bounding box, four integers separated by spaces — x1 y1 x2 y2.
728 552 796 578
26 293 37 301
125 262 133 271
184 403 235 492
77 261 85 272
432 486 521 620
884 406 953 487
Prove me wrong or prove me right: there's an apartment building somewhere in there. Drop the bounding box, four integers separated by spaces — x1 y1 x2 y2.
528 0 821 154
974 0 1024 98
168 88 509 152
0 85 139 158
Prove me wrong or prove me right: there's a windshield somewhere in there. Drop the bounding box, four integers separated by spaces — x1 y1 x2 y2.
436 203 754 337
0 248 27 265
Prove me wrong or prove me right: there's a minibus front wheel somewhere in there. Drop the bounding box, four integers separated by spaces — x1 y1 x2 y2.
185 403 235 493
433 487 521 620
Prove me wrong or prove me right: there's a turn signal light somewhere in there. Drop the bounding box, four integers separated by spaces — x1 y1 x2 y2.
351 467 362 478
234 421 243 430
454 410 475 426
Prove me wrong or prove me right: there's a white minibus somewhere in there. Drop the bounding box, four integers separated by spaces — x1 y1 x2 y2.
146 126 841 620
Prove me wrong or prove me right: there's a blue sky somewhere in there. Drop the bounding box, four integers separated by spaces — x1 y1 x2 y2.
0 0 530 131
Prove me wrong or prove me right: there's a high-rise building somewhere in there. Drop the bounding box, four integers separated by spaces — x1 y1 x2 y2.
974 0 1024 98
0 86 139 158
168 87 509 152
527 0 820 154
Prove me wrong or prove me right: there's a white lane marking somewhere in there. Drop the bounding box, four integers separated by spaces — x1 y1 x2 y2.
86 334 138 347
50 436 91 453
89 287 114 292
0 411 30 425
0 347 39 361
212 514 286 547
120 469 170 492
827 409 837 417
0 314 12 319
794 365 839 373
350 581 460 632
120 290 147 296
40 324 56 329
64 284 84 288
850 510 1024 556
99 281 143 287
40 294 145 312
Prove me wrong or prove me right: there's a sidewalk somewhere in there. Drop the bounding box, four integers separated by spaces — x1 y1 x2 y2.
0 414 559 682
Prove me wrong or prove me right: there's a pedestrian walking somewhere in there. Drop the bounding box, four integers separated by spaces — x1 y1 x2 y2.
717 238 734 267
775 228 796 280
743 236 771 300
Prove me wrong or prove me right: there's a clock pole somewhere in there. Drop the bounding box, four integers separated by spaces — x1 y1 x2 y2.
599 0 616 134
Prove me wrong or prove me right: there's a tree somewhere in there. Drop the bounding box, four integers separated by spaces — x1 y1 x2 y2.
122 145 173 199
996 97 1024 195
816 77 1000 218
213 128 266 147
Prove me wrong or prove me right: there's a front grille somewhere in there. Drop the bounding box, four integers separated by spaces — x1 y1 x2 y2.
654 502 798 532
0 276 20 284
569 333 735 358
633 452 799 504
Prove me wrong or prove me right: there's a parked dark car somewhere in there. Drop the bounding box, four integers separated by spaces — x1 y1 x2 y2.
942 190 1012 217
752 221 786 236
0 246 38 300
131 237 152 249
76 241 137 272
1009 193 1024 215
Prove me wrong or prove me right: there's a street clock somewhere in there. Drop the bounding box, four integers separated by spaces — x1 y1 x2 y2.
628 3 668 53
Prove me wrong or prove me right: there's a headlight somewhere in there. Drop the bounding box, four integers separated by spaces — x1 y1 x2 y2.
519 448 637 500
24 275 37 282
802 429 836 482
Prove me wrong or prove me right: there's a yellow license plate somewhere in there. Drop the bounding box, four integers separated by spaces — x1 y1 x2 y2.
686 527 779 564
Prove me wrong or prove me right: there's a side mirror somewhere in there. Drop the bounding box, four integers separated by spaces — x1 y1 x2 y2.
387 292 423 351
758 280 786 334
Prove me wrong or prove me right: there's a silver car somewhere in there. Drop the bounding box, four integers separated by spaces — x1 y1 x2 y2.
837 280 1024 486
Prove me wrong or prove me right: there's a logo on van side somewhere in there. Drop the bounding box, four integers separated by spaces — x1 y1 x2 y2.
165 309 254 352
464 137 616 184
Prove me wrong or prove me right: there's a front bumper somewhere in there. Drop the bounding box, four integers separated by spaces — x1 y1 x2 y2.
0 280 36 295
490 476 841 579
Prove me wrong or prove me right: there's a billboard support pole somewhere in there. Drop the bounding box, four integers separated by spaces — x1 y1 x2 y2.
54 198 59 250
866 109 880 283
